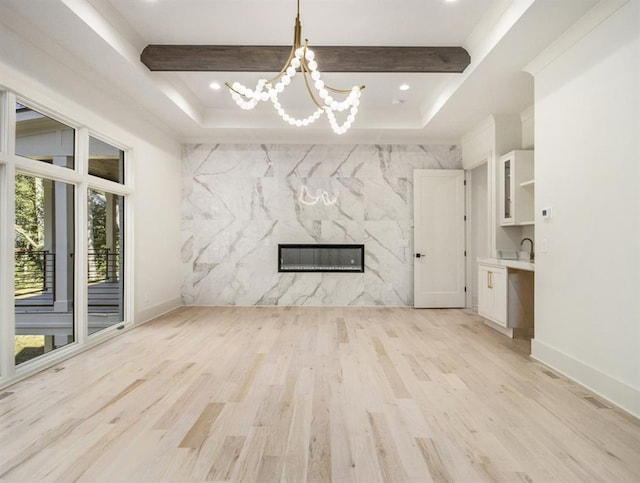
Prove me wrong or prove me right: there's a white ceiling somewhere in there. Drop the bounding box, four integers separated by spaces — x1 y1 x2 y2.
0 0 600 144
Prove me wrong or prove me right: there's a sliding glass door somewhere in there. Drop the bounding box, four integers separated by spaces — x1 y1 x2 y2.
88 189 124 334
14 174 75 365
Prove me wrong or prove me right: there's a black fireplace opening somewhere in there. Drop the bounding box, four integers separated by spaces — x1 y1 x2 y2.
278 244 365 273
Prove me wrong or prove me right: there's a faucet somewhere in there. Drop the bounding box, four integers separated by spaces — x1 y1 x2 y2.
520 238 534 261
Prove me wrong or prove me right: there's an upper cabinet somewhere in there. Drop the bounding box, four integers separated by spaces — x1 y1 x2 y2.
499 150 534 226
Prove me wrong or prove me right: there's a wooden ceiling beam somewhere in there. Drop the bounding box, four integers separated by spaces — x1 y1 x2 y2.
140 45 470 73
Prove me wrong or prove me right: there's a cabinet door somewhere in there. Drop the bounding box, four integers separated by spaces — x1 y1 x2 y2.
478 267 492 318
478 264 508 327
500 156 514 225
499 150 535 226
491 269 507 327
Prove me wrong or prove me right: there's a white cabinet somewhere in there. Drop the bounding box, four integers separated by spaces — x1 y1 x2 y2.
478 260 535 338
499 150 534 226
478 263 507 327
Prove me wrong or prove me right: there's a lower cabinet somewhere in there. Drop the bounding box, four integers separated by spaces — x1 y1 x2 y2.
478 261 535 338
478 264 507 327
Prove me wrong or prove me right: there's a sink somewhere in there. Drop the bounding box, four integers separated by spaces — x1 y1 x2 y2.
496 250 534 262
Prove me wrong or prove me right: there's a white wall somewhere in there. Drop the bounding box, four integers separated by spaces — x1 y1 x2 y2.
532 0 640 417
132 140 183 322
520 105 535 150
467 163 489 308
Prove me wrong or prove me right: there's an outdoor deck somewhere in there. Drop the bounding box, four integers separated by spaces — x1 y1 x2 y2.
15 281 122 335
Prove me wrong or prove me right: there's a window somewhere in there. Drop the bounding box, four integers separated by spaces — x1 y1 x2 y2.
89 136 124 184
15 103 75 169
0 90 130 385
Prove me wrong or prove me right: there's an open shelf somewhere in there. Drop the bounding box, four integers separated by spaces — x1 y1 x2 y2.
519 221 535 226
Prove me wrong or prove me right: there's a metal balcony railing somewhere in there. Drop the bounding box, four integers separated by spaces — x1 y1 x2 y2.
14 250 55 298
15 249 121 306
87 248 120 284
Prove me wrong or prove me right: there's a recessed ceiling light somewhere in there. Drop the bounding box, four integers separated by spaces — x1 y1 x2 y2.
209 82 221 90
399 83 410 91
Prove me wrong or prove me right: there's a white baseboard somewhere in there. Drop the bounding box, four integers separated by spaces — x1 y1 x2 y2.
531 339 640 419
135 297 182 324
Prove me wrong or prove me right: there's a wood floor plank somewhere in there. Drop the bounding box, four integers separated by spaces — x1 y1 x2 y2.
178 402 225 449
0 306 639 482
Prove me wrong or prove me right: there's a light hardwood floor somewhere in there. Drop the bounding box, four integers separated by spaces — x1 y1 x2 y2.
1 306 639 482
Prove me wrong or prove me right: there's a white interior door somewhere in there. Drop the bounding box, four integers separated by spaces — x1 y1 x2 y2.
413 169 466 308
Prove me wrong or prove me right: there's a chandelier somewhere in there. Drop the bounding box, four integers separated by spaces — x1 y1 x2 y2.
225 0 364 135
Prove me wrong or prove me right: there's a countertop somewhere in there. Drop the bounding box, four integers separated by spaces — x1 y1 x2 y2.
477 257 535 272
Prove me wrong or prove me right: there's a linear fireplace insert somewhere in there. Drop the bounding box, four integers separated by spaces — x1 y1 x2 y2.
278 244 365 273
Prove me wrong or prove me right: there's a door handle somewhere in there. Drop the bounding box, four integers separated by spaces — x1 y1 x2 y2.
415 253 425 258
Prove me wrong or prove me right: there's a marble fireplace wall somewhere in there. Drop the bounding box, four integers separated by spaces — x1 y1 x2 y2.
181 144 462 306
